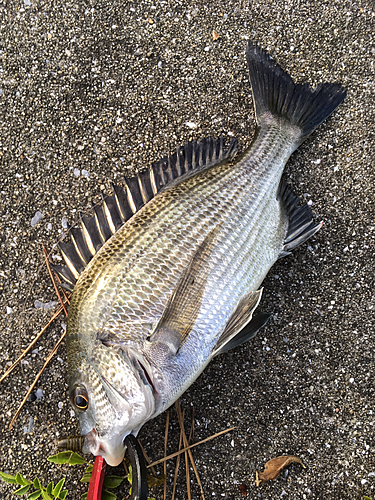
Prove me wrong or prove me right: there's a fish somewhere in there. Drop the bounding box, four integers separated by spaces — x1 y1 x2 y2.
54 42 346 467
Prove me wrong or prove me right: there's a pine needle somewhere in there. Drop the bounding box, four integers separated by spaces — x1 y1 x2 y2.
171 412 184 500
9 330 66 429
0 303 66 384
42 245 69 315
137 439 157 478
176 401 205 500
163 412 169 500
1 246 69 384
188 407 195 444
148 426 236 468
175 402 191 500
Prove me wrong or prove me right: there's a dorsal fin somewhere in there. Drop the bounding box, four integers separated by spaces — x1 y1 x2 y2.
52 137 237 291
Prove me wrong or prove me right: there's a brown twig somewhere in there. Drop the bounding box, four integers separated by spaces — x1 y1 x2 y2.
171 412 184 500
123 458 129 477
148 426 236 468
188 407 195 446
0 304 66 384
137 439 157 478
164 412 169 500
176 402 191 500
1 244 70 385
42 245 69 315
9 330 66 429
176 401 205 500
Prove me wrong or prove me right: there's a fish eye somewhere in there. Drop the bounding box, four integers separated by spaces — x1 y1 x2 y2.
71 385 89 411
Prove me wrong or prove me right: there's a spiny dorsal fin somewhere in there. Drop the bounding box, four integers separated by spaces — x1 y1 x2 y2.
52 137 237 291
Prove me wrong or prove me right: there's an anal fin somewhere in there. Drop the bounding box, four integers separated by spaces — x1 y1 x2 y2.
278 181 323 258
211 289 266 357
215 312 271 355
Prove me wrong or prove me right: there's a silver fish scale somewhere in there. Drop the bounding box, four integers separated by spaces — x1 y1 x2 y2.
64 40 346 468
67 127 294 393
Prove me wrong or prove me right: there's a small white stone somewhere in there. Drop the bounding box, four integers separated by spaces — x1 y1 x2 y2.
35 388 43 400
34 300 57 310
31 211 43 227
73 168 80 177
186 121 197 129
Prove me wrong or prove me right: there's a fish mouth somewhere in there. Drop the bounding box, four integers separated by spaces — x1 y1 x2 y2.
83 428 126 467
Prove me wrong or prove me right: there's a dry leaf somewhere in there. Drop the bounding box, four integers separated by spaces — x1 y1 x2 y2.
212 30 220 41
239 483 247 496
255 455 305 487
147 473 166 487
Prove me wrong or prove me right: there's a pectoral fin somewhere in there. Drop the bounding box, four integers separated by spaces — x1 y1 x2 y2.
148 228 218 354
212 289 269 357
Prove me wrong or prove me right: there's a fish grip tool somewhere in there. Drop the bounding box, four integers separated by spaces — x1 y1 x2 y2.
124 434 149 500
87 435 148 500
87 455 106 500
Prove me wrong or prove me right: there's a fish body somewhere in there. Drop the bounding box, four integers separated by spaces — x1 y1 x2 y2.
62 42 346 466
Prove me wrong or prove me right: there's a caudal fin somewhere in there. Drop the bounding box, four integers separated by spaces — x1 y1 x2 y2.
246 42 346 142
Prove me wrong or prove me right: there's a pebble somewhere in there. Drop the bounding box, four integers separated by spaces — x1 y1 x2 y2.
30 211 43 227
34 300 57 310
35 389 43 400
23 417 34 434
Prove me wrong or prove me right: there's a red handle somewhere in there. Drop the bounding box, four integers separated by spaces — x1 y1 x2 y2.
87 455 106 500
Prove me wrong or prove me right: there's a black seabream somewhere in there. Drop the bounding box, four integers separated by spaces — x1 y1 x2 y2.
53 42 346 467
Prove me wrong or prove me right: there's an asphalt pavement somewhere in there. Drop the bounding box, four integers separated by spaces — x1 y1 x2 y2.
0 0 374 499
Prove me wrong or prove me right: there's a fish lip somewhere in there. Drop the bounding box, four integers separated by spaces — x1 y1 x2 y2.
84 428 126 466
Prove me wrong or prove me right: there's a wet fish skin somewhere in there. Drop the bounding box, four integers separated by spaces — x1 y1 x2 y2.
65 42 346 466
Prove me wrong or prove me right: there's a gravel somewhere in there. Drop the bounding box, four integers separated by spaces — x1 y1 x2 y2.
0 0 374 499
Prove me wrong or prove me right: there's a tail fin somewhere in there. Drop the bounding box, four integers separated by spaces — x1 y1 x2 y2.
246 42 346 142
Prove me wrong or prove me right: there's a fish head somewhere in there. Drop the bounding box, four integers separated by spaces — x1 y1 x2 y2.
68 344 157 466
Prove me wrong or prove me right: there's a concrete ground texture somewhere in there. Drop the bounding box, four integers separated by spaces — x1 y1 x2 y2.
0 0 374 498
